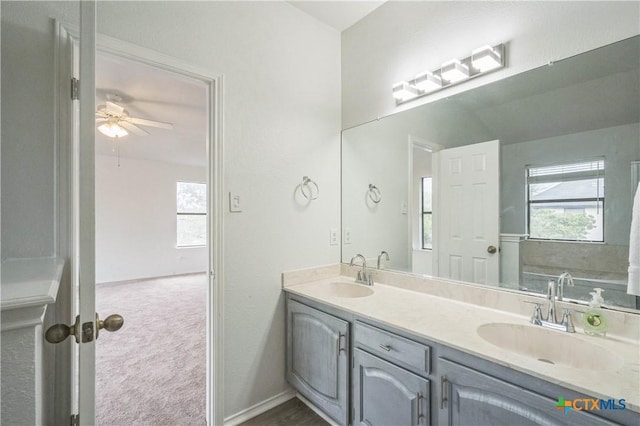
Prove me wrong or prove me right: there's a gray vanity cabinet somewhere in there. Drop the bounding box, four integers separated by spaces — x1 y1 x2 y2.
286 299 350 426
353 321 432 425
353 348 430 425
438 358 616 426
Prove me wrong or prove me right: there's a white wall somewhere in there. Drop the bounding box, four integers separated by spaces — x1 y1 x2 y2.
95 155 207 283
342 1 640 128
1 1 79 259
342 119 411 271
1 1 341 419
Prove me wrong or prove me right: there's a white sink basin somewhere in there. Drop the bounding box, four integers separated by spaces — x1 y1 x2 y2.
316 282 374 298
477 323 623 371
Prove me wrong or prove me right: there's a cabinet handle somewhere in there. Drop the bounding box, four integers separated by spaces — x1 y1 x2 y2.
337 333 346 354
379 344 392 351
440 375 449 410
416 392 424 424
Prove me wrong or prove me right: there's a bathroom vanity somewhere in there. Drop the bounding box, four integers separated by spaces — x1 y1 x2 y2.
283 266 640 426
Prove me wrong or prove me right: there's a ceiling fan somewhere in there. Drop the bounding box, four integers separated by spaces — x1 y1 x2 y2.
95 94 173 138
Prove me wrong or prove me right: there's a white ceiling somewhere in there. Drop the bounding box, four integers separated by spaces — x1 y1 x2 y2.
287 1 386 31
95 52 208 167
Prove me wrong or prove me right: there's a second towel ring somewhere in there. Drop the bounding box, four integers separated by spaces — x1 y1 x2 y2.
301 176 319 200
368 184 381 204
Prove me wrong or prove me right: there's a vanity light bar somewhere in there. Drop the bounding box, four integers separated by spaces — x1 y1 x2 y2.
393 43 505 105
392 81 420 102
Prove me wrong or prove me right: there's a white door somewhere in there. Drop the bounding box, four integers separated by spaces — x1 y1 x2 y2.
437 140 500 285
77 2 98 422
52 5 222 425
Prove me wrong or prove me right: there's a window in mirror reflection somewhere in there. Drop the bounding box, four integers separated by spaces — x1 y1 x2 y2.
421 177 433 249
527 160 604 242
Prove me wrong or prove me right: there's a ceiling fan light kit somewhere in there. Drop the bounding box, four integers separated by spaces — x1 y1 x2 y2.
97 120 128 138
95 97 174 139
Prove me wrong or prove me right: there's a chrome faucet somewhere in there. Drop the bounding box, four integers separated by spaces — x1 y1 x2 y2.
350 254 374 286
557 271 574 301
526 279 575 333
377 251 390 269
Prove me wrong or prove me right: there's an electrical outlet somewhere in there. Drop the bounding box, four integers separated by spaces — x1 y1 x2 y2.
344 228 352 245
330 228 339 246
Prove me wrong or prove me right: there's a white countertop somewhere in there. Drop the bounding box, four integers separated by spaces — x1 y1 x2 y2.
284 275 640 413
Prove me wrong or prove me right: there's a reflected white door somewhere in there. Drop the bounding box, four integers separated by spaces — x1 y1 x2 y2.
437 140 500 285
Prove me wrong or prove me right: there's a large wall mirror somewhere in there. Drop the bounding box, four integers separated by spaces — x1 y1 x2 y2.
342 36 639 311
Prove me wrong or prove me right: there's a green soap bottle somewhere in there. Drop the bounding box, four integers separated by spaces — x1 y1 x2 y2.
583 288 607 337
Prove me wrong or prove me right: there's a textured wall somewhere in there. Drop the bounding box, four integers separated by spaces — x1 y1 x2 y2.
1 327 39 425
95 155 208 283
342 1 640 128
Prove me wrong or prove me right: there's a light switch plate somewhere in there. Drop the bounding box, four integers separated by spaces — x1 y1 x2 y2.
229 192 242 213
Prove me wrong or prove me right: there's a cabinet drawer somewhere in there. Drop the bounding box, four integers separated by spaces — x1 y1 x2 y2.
355 321 430 375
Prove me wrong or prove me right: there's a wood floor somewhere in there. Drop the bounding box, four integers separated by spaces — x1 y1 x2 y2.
240 397 329 426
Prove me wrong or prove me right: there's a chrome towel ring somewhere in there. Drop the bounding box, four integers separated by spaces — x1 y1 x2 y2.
368 184 381 204
301 176 319 200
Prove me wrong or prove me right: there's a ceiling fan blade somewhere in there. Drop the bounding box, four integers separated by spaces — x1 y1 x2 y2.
96 118 108 123
119 121 150 136
105 101 124 115
96 111 108 118
128 116 174 130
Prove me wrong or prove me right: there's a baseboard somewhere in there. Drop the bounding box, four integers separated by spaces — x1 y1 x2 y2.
223 390 296 426
295 393 340 426
96 271 207 286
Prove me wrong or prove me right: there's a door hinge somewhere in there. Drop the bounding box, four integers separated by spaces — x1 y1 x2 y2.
70 414 79 426
209 269 215 280
71 77 79 100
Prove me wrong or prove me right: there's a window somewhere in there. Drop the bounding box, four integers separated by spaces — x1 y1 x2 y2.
527 160 604 242
177 182 207 247
421 177 433 249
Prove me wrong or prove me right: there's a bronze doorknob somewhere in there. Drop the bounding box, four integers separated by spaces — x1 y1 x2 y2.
45 313 124 343
96 313 124 339
487 245 498 254
45 315 80 343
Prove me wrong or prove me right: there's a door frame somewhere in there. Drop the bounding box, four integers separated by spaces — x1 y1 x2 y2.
54 21 225 425
407 135 442 275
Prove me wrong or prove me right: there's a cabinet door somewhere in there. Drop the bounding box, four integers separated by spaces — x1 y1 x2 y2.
354 348 430 426
439 358 616 426
287 300 349 425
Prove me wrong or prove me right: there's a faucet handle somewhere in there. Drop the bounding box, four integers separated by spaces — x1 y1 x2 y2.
524 301 544 325
560 309 576 333
366 271 375 286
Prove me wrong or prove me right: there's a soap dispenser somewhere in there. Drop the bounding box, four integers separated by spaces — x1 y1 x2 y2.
583 288 607 337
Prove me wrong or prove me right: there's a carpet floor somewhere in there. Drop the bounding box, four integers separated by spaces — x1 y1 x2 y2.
95 274 206 425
